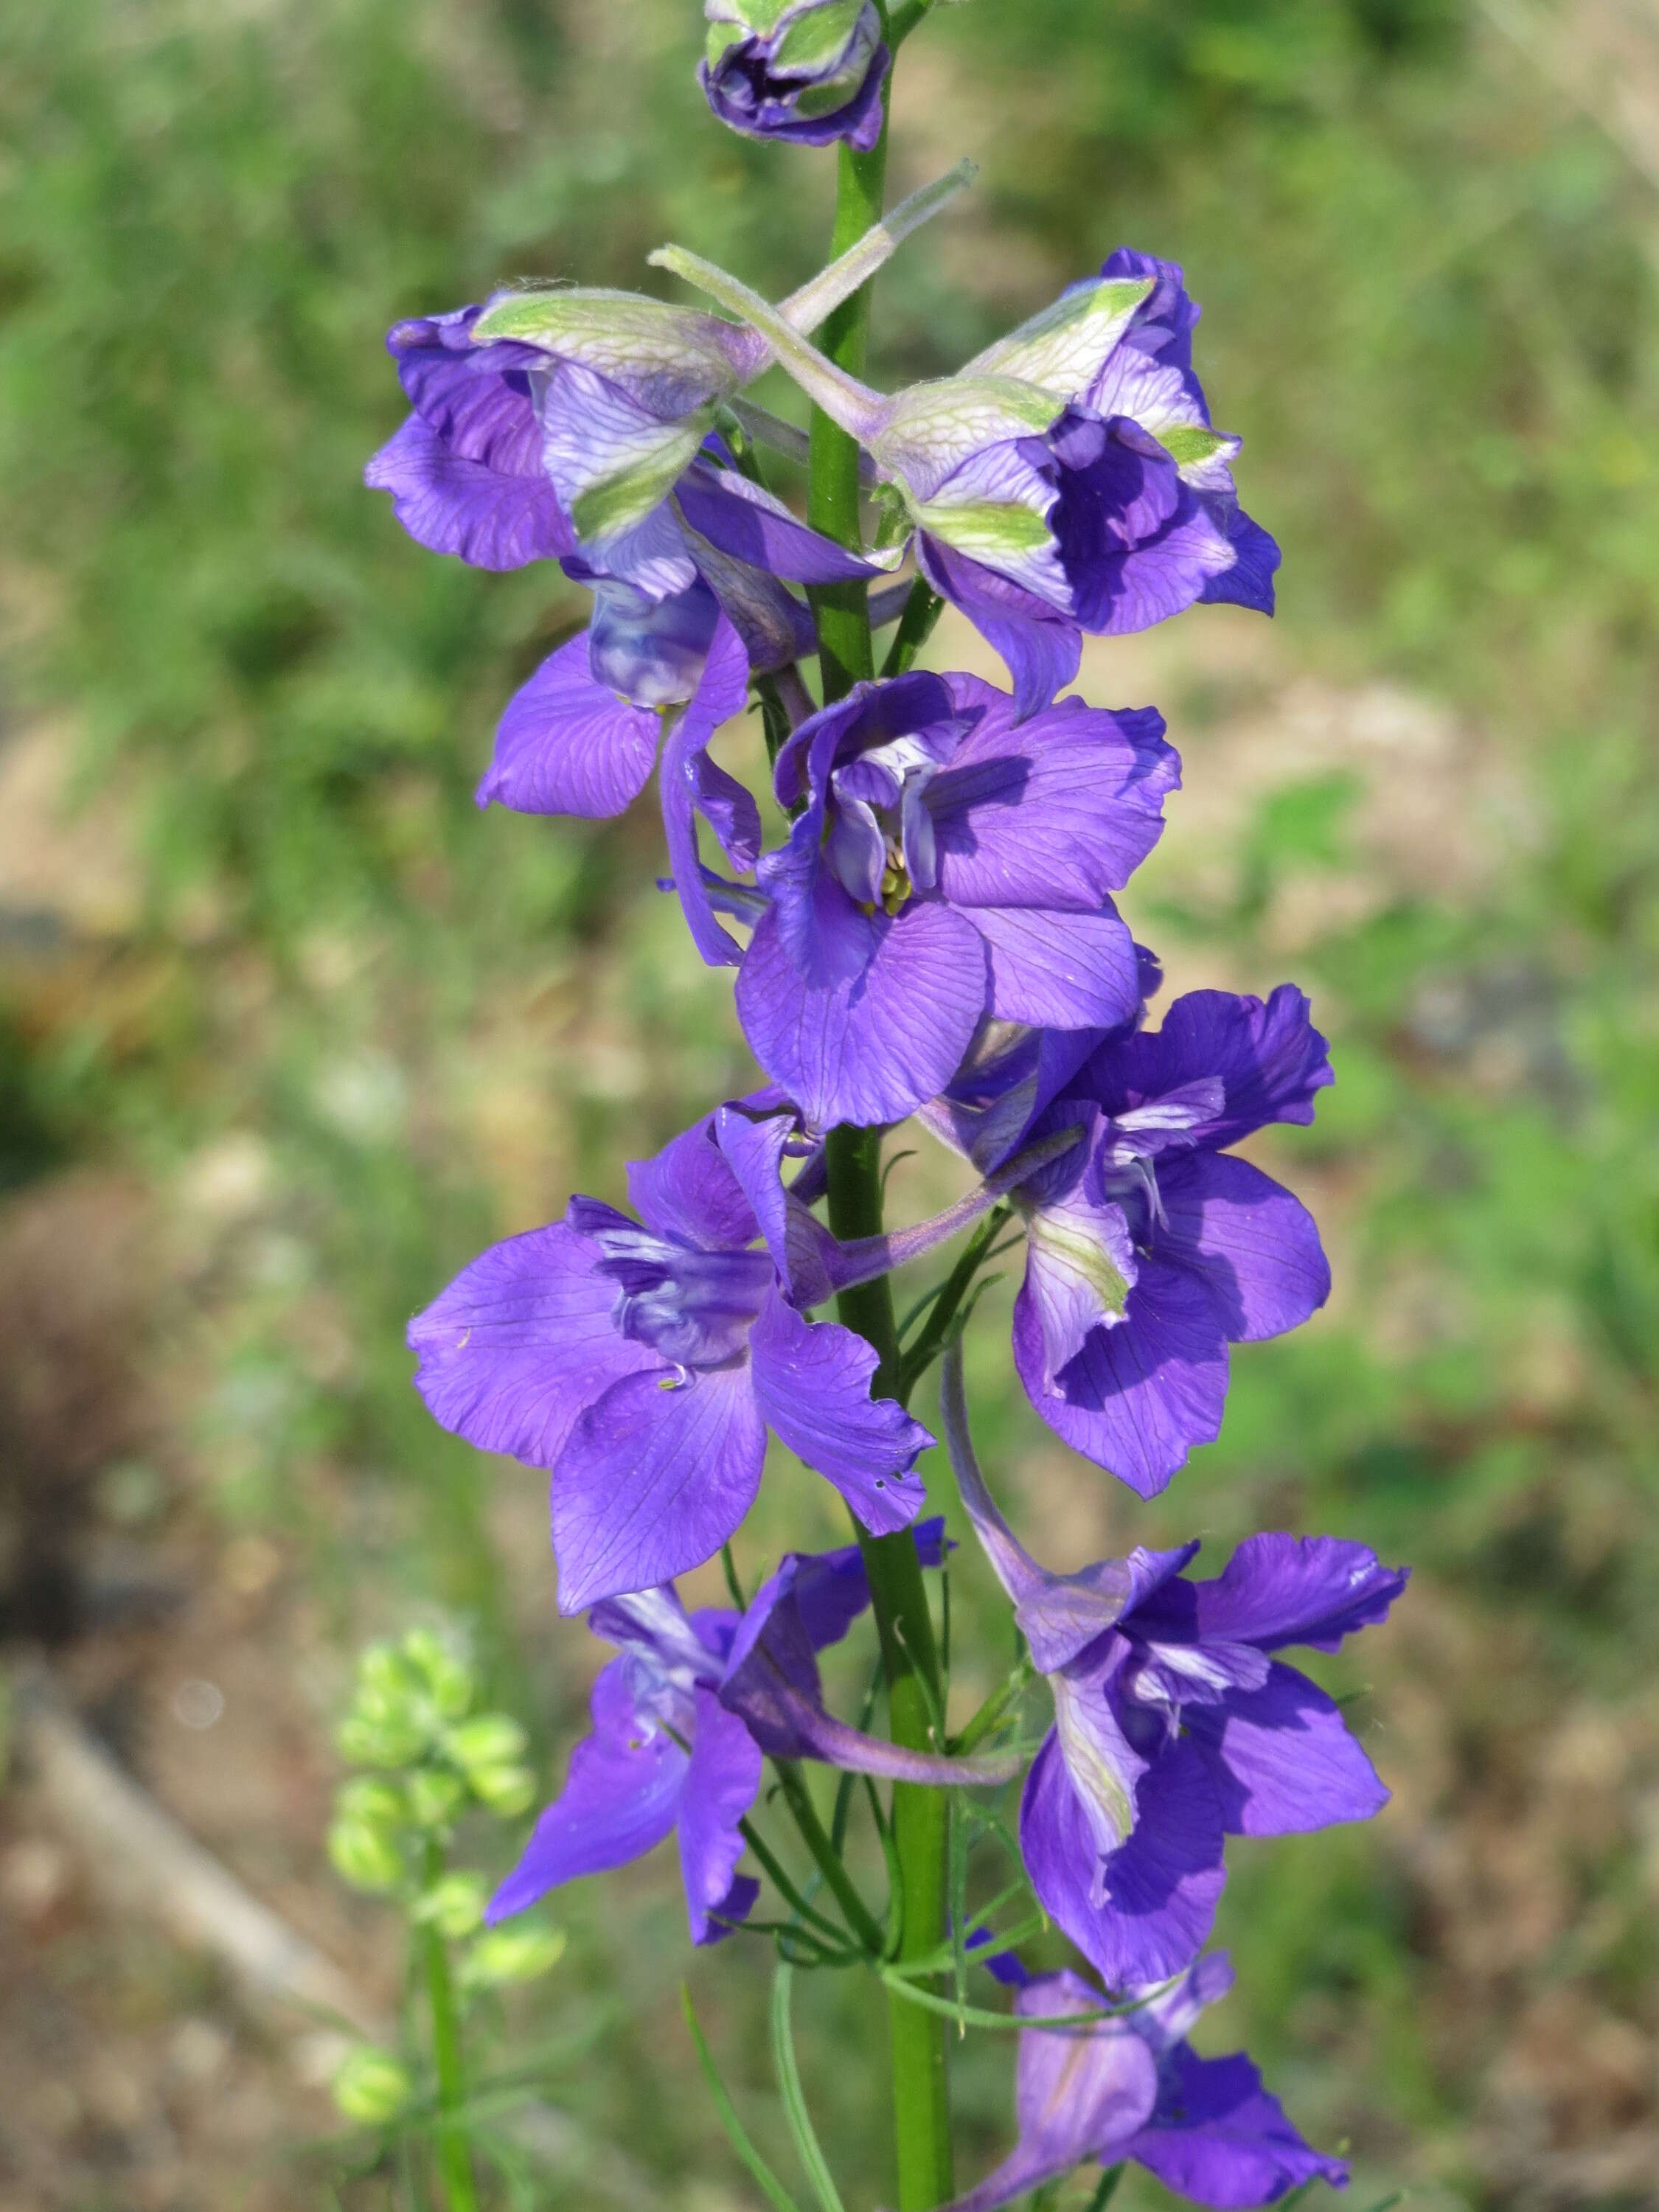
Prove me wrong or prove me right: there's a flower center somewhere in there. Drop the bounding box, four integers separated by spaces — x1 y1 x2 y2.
576 1206 773 1370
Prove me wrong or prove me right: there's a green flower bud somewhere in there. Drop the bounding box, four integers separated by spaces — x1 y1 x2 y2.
459 1921 566 1989
335 1776 406 1833
401 1628 474 1719
466 1761 538 1818
336 1711 427 1769
332 2045 414 2126
405 1767 468 1832
411 1871 490 1941
443 1714 528 1772
327 1815 406 1893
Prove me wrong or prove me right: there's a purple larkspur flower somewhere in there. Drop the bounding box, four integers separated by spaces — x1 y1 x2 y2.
700 0 891 151
1004 984 1335 1495
911 1952 1348 2212
408 1096 945 1610
728 670 1178 1127
942 1346 1406 1986
653 244 1279 715
488 1523 1018 1946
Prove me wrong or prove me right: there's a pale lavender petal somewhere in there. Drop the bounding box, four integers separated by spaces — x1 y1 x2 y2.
678 1686 764 1945
625 1116 758 1251
1127 2046 1349 2207
748 1290 931 1535
586 576 721 708
737 898 988 1129
1012 1257 1231 1498
487 1659 684 1919
659 613 754 967
1157 1153 1331 1344
550 1361 767 1613
1185 1663 1389 1837
389 315 546 473
476 632 661 817
969 903 1142 1032
365 414 572 570
408 1220 652 1469
1020 1186 1137 1382
931 681 1178 911
917 535 1082 721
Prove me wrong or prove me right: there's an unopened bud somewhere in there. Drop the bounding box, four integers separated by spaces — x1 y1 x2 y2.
702 0 888 152
411 1872 490 1940
335 1777 406 1833
405 1767 468 1831
401 1629 474 1719
332 2045 414 2126
467 1761 538 1818
459 1921 566 1989
444 1714 528 1772
327 1816 406 1893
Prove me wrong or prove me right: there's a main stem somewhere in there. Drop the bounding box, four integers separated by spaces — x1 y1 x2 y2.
803 93 954 2192
421 1846 478 2212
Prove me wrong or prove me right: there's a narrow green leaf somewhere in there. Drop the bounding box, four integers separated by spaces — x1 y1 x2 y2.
1085 2161 1127 2212
681 1986 805 2212
771 1964 848 2212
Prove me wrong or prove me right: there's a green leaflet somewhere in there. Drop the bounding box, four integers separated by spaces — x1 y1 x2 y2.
1158 423 1237 470
771 1964 849 2212
568 420 707 546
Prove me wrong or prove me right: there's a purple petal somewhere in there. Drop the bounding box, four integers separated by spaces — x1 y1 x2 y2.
625 1115 759 1251
1020 1186 1136 1383
1185 1662 1389 1837
969 902 1142 1032
365 414 573 570
738 895 987 1129
1099 248 1200 375
941 1347 1186 1672
586 576 723 708
408 1220 650 1469
549 1361 768 1613
712 1102 837 1306
677 463 880 583
1199 507 1281 616
748 1290 931 1536
919 1021 1110 1175
387 310 546 470
1127 2045 1349 2208
918 535 1081 721
487 1657 684 1919
1012 1257 1231 1498
659 613 754 967
930 680 1178 911
477 632 661 818
1088 1739 1228 1986
1157 1152 1331 1345
1088 987 1332 1147
1146 1533 1410 1655
679 1686 764 1945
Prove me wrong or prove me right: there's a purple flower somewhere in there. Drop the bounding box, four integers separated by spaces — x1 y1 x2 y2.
489 1526 1018 1945
914 1952 1348 2212
408 1099 937 1611
700 1 891 151
1004 984 1335 1495
653 245 1279 716
731 670 1178 1127
942 1348 1407 1986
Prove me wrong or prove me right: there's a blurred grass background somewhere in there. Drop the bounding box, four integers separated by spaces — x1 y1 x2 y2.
1 1 1657 2207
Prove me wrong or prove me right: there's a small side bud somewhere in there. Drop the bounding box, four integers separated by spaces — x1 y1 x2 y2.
443 1714 529 1772
405 1767 469 1831
401 1628 474 1719
411 1871 490 1940
335 1776 406 1832
459 1920 567 1989
327 1815 406 1893
467 1761 538 1818
332 2045 415 2126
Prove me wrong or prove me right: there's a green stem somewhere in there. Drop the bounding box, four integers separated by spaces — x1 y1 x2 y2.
807 35 953 2202
773 1760 887 1955
897 1203 1011 1404
949 1655 1035 1757
420 1846 478 2212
